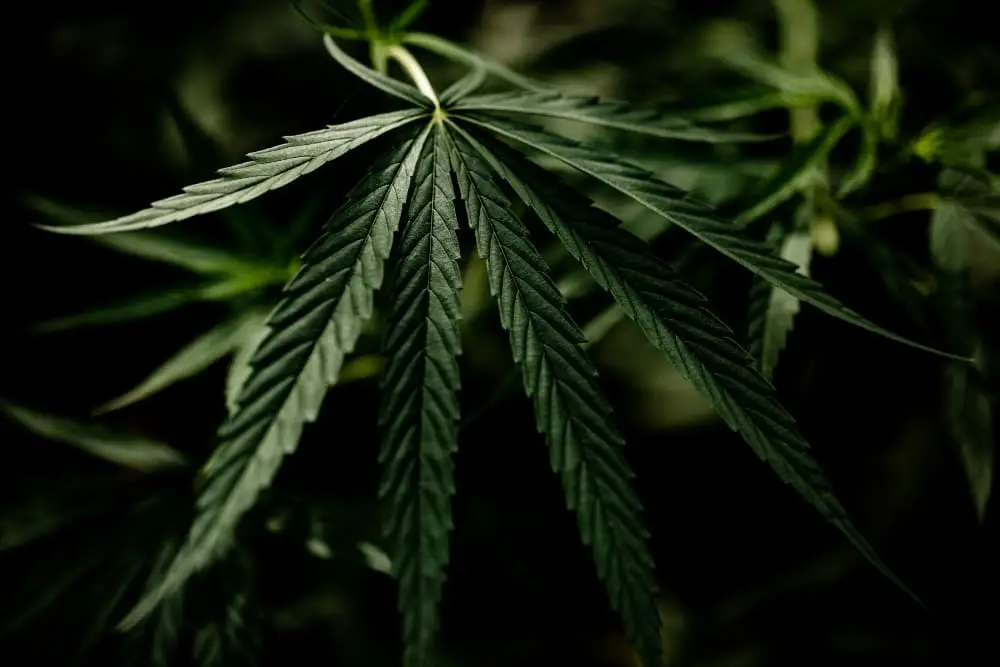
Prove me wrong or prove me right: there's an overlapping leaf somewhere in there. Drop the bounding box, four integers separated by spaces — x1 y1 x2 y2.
458 113 960 361
747 229 813 379
117 123 432 629
448 129 662 667
98 310 267 413
40 109 427 235
453 90 782 143
451 122 917 600
378 126 463 666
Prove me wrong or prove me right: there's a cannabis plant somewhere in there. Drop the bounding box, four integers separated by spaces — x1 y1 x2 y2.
33 4 968 665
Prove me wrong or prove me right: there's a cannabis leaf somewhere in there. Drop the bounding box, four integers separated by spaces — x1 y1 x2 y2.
377 125 463 666
452 90 783 143
98 310 266 413
117 123 433 629
457 112 959 360
450 122 918 602
747 228 813 379
39 109 427 235
448 129 662 667
0 402 188 472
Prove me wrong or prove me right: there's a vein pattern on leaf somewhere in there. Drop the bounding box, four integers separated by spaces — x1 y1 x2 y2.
447 129 661 667
451 121 915 599
118 123 432 630
459 113 959 361
451 91 780 143
378 125 463 666
45 109 427 235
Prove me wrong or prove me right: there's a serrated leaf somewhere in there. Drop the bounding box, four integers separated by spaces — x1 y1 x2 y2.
452 90 783 143
117 123 432 630
448 129 662 667
747 230 812 379
734 115 853 225
142 541 185 667
40 109 426 235
0 402 188 471
453 122 919 603
225 312 275 415
378 125 463 666
460 113 961 361
439 68 488 107
323 35 432 107
402 31 549 92
98 310 266 413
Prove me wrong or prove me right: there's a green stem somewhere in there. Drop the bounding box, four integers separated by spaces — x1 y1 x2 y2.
857 193 941 223
773 0 821 143
384 44 440 110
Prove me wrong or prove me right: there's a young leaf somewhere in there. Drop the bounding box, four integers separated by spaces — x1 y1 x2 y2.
453 123 919 602
402 32 549 92
322 35 431 107
747 230 811 379
0 402 188 471
117 123 433 630
868 27 899 139
733 114 853 225
439 67 488 107
97 310 266 413
452 91 784 143
460 113 963 361
448 130 662 667
39 109 427 235
378 125 463 666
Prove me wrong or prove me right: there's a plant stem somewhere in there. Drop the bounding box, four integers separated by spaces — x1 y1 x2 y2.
384 44 440 110
773 0 821 143
857 193 941 223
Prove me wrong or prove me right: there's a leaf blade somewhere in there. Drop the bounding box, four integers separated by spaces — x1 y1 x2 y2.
98 310 265 413
0 402 188 471
460 113 963 361
378 125 463 666
117 122 433 629
747 229 812 379
452 90 784 143
452 121 920 603
40 109 427 235
448 129 662 667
